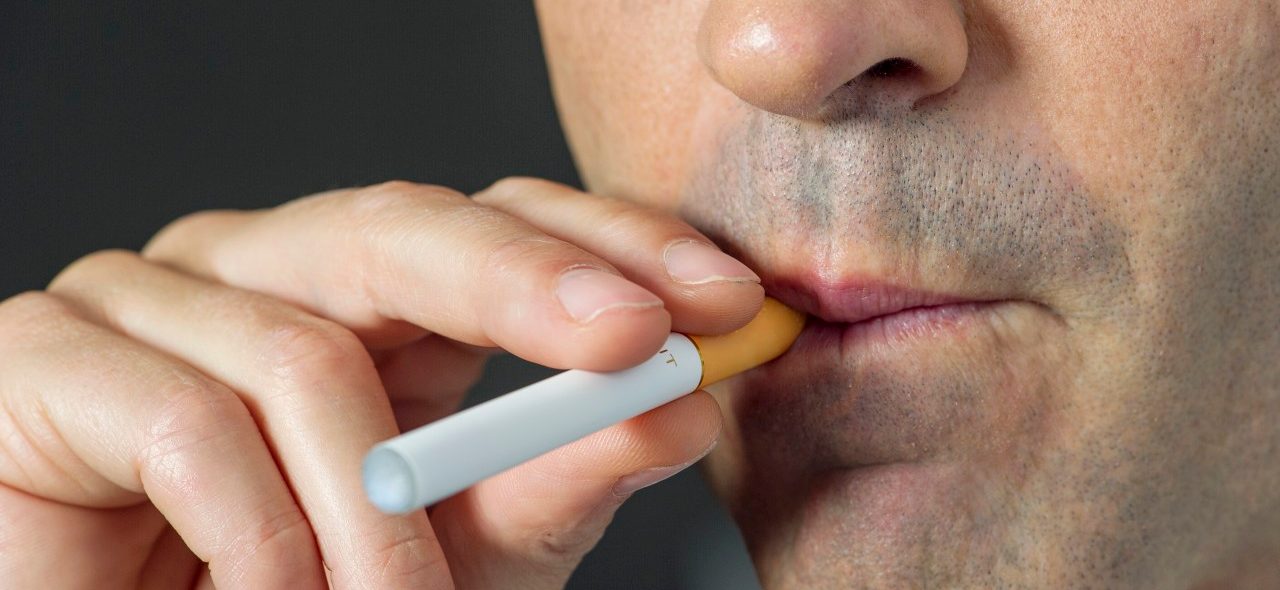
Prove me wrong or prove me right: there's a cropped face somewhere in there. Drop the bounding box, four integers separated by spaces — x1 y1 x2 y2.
534 1 1280 587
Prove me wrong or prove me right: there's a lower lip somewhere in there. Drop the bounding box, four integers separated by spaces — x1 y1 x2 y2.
796 302 999 354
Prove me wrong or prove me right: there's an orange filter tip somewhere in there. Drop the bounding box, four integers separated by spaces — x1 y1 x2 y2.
688 297 806 388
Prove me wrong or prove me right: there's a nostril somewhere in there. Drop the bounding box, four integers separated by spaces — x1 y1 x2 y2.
865 58 920 79
827 58 934 117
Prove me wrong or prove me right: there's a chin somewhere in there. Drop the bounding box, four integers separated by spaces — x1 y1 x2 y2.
705 297 1078 588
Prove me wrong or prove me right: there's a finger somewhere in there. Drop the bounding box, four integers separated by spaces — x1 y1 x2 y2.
0 291 325 589
430 391 722 588
373 335 489 432
49 251 452 589
0 486 185 589
142 181 673 371
474 177 765 335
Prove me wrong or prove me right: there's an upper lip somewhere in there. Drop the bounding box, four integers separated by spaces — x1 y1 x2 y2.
765 275 988 325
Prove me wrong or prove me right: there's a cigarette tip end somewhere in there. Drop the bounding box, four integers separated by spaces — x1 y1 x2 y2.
363 446 417 514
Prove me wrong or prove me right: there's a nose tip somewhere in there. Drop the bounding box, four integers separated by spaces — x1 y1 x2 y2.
698 0 969 119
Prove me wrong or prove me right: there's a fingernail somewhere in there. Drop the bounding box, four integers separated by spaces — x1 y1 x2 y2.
556 267 663 323
612 441 719 497
663 240 760 285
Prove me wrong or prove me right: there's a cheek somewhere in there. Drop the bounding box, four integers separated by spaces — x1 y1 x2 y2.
537 0 730 209
1010 1 1278 211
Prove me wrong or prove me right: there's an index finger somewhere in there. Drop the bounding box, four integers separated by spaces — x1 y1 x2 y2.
143 181 672 371
473 177 765 336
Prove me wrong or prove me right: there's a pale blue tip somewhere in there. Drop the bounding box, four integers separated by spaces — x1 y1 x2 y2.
362 447 416 514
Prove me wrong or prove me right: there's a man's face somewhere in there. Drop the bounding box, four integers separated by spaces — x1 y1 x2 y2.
534 1 1280 587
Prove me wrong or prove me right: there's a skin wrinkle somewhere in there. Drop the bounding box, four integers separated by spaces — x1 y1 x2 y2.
535 0 1280 586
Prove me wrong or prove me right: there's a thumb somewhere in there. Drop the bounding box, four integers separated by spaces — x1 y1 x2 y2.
429 391 722 589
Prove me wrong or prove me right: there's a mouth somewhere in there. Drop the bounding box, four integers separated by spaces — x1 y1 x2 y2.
766 277 1016 356
722 271 1051 471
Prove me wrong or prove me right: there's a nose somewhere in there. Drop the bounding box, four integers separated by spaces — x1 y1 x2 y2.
698 0 969 118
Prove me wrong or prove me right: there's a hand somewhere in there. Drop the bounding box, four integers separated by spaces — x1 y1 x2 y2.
0 179 764 589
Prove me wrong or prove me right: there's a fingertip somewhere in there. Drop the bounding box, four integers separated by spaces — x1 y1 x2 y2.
554 266 655 320
552 303 674 370
645 389 725 453
492 279 673 371
666 281 766 336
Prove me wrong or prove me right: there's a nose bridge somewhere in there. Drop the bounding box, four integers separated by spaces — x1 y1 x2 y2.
697 0 969 119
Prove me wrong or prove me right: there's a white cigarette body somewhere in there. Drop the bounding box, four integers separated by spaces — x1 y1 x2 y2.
361 298 805 514
363 333 702 514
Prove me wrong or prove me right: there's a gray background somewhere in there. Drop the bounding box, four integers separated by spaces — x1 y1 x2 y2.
1 2 761 588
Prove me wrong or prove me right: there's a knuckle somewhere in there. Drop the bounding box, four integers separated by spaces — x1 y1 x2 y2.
595 201 692 242
349 181 467 218
370 179 460 198
48 249 140 292
258 319 368 386
194 286 283 327
524 520 610 575
344 182 471 253
218 506 312 576
457 202 526 237
484 232 589 278
0 291 74 341
141 374 250 470
141 209 233 258
474 175 560 205
364 530 448 585
0 291 64 324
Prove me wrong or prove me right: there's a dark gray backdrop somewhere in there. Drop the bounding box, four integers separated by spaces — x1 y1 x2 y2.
1 2 760 588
